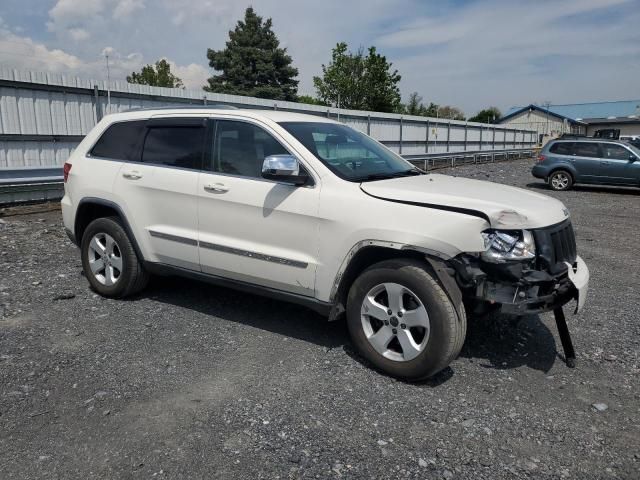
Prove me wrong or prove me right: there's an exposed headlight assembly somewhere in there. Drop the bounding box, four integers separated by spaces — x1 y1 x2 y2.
481 230 536 263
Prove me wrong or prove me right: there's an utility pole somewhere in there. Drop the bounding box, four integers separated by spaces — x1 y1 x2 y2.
105 53 112 113
543 100 551 136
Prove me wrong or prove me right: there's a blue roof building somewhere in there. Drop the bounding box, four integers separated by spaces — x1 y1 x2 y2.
499 100 640 140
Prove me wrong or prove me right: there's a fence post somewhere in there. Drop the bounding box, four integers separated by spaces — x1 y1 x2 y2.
399 117 403 155
425 120 430 154
463 122 468 152
492 126 496 150
479 125 483 152
203 95 207 106
446 122 451 152
367 115 371 135
93 85 103 122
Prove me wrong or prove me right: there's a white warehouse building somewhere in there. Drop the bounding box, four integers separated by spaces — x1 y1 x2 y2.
499 100 640 144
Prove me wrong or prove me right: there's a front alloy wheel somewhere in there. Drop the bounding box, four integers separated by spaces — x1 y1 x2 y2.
361 282 430 362
346 259 466 381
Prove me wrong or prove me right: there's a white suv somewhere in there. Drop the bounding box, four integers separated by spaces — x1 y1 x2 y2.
61 108 589 380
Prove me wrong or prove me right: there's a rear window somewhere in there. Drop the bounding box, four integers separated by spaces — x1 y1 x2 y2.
90 121 146 160
549 142 573 155
574 142 600 158
141 126 205 170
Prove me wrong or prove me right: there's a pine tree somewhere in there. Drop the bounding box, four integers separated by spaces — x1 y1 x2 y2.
204 7 299 101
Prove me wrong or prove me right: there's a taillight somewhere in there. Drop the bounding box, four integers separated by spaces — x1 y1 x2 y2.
63 162 72 182
537 154 546 162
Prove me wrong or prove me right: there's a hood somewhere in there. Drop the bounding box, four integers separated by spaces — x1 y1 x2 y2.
360 174 569 229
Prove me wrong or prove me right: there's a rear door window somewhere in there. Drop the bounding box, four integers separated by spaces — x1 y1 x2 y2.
549 142 574 155
602 144 631 160
573 142 600 158
141 125 205 170
90 121 146 160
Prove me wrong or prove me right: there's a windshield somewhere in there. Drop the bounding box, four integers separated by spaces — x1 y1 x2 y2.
628 143 640 156
279 122 420 182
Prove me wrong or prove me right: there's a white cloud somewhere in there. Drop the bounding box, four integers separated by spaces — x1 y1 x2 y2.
0 23 198 90
1 0 638 113
166 60 209 89
48 0 145 36
68 27 90 42
376 0 640 113
48 0 105 25
113 0 145 20
0 19 83 72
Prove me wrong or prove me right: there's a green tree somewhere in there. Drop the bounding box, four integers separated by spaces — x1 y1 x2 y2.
405 92 425 115
204 7 299 101
297 95 328 106
468 107 502 123
313 42 401 113
437 105 466 120
127 59 183 88
397 93 441 118
424 102 439 117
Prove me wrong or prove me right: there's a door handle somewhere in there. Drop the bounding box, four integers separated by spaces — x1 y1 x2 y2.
204 183 229 193
122 170 143 180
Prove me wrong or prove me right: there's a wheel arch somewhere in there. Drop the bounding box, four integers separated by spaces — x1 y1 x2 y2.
328 241 458 321
75 197 145 261
548 165 576 182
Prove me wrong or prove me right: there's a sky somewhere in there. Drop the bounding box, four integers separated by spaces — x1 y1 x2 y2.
0 0 639 116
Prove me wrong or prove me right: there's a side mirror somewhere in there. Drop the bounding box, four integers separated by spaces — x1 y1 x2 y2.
630 154 637 162
262 154 309 186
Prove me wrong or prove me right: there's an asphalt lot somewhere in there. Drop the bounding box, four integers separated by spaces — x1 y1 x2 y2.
1 157 639 479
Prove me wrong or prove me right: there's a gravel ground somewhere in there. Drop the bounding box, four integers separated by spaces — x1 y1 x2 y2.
1 158 638 479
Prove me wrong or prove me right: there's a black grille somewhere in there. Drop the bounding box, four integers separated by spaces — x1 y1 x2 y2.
533 220 577 274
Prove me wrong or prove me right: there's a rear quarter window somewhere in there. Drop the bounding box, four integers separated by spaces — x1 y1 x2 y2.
549 142 574 155
90 121 146 160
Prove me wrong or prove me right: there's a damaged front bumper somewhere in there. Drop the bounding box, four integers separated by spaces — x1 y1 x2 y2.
451 254 589 315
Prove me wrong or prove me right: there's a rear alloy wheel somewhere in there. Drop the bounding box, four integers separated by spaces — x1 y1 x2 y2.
87 232 123 287
81 216 149 298
549 170 573 191
346 259 466 381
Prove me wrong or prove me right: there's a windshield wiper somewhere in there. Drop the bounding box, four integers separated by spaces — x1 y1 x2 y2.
356 168 424 182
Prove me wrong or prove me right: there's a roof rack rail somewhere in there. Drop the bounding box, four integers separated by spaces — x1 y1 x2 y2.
124 104 239 112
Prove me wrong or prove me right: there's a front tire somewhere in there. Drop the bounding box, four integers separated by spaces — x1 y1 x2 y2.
548 170 573 191
346 259 466 381
81 216 149 298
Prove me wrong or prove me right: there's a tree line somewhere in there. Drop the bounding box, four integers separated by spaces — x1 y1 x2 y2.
126 7 501 122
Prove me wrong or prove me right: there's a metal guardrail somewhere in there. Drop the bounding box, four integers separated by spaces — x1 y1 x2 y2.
0 167 64 206
405 148 534 171
0 149 535 206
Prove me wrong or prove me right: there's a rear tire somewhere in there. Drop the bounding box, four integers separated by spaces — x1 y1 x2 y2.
346 259 466 381
80 216 149 298
548 170 573 191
